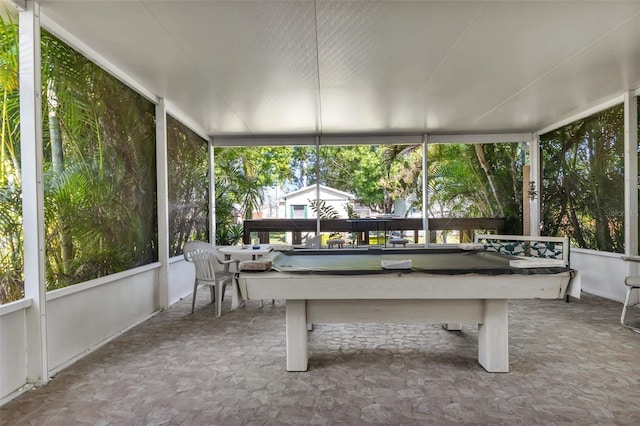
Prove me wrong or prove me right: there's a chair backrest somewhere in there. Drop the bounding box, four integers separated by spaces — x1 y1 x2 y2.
305 235 322 249
183 241 217 281
473 234 570 266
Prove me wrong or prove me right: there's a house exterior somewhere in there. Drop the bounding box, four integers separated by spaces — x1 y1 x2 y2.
280 185 355 219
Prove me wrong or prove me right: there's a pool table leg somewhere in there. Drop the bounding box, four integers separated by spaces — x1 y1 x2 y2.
478 299 509 373
286 300 309 371
443 323 462 331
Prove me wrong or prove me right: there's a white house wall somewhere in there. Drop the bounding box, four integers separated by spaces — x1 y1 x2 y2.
284 189 352 218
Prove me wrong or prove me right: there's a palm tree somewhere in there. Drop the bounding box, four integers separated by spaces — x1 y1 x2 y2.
37 30 157 288
427 143 523 233
0 13 24 303
541 105 624 252
166 116 209 256
214 148 264 245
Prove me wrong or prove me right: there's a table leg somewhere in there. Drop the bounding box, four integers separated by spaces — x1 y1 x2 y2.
223 254 241 309
351 222 358 247
231 274 242 310
383 222 386 247
286 300 309 371
251 253 265 308
443 323 462 331
478 299 509 372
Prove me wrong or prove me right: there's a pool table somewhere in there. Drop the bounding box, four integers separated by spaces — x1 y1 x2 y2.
236 247 578 373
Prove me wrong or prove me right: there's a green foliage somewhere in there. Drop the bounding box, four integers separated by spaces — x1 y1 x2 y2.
1 21 158 302
44 30 158 285
319 145 388 211
315 144 425 215
344 203 358 219
215 223 244 246
0 179 22 302
214 143 523 237
309 199 340 219
427 143 524 234
213 147 264 240
167 116 209 256
212 146 317 245
0 12 23 303
541 104 624 252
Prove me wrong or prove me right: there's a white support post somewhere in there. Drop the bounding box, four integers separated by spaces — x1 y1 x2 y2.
422 135 429 246
209 139 216 245
19 1 48 386
529 133 541 237
624 92 638 258
315 137 320 235
624 92 639 304
155 99 169 309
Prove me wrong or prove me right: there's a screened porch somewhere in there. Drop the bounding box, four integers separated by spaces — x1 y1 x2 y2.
1 1 640 423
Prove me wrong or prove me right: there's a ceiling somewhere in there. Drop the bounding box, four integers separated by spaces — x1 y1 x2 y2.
25 1 640 138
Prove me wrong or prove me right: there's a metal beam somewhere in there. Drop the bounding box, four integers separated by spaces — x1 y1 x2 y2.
8 0 26 11
427 133 532 144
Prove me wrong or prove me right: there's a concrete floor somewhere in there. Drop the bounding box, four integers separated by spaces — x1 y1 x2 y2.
2 291 640 425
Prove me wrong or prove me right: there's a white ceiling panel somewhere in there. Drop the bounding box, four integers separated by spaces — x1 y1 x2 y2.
316 1 486 132
34 0 640 138
420 1 640 131
145 1 321 134
475 12 640 133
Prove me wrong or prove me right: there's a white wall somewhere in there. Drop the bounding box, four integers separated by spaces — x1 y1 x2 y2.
46 265 159 373
571 249 629 302
2 265 160 403
0 259 207 405
0 300 31 404
168 256 195 305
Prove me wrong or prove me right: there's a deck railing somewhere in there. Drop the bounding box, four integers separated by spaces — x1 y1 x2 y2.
242 217 506 245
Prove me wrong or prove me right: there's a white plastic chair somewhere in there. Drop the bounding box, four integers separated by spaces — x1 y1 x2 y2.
305 234 322 249
183 241 239 316
621 276 640 333
388 231 409 247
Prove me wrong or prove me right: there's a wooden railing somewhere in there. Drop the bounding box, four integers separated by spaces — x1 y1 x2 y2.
242 217 505 245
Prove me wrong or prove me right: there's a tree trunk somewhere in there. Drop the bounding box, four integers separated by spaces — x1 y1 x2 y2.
47 82 73 273
474 144 505 217
49 112 64 175
567 194 587 248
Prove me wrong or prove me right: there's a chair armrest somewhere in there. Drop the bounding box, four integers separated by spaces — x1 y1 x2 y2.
216 257 240 266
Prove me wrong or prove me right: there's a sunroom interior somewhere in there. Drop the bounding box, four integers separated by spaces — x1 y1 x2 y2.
1 0 640 419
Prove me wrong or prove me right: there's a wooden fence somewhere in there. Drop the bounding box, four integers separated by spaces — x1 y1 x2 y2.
242 217 506 245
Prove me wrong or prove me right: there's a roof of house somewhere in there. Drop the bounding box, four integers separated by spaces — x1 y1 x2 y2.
282 184 355 200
